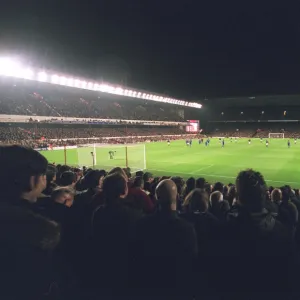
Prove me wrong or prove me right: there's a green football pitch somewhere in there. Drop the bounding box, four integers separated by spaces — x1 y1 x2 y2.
41 138 300 187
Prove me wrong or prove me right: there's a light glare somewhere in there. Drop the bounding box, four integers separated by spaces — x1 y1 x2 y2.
38 72 47 82
0 57 202 108
51 75 59 84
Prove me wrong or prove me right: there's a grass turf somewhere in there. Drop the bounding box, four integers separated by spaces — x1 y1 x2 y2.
41 138 300 188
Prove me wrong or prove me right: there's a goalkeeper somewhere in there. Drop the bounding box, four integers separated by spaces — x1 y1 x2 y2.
109 150 115 159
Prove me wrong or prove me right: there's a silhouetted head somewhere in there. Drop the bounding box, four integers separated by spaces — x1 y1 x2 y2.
156 179 177 211
236 169 267 213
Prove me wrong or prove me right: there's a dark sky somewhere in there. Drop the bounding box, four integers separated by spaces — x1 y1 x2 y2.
1 1 300 100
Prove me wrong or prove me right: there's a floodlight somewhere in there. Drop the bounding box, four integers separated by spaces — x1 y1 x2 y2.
0 57 202 108
67 78 74 87
116 87 123 95
22 68 34 79
99 84 105 92
51 74 59 84
60 76 67 85
74 79 81 88
107 86 115 93
0 58 20 76
38 72 47 82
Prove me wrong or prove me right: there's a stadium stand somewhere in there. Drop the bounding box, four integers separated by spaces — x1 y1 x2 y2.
0 78 187 121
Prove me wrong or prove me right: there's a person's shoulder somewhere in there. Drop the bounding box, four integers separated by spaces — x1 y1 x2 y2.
121 203 143 219
0 203 60 250
97 202 142 222
136 212 156 225
169 213 196 232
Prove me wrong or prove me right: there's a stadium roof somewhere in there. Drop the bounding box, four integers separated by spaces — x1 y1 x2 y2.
0 57 202 109
204 94 300 107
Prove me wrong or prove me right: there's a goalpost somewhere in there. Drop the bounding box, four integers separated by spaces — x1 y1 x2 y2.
268 133 285 139
76 143 146 172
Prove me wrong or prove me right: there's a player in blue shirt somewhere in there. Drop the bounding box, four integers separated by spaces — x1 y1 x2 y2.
167 139 170 146
288 140 290 148
266 140 269 148
222 139 225 147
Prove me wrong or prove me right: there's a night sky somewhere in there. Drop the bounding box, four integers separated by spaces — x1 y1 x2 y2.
0 1 300 100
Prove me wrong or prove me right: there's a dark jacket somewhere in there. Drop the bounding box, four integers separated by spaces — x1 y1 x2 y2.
0 202 60 299
130 210 197 296
277 200 298 234
87 200 141 293
209 199 230 221
209 208 295 294
73 188 96 209
181 211 219 253
264 199 279 216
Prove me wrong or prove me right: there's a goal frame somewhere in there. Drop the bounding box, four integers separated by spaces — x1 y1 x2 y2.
76 143 147 170
268 133 284 139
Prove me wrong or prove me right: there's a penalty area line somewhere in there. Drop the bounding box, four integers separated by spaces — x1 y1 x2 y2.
190 165 214 174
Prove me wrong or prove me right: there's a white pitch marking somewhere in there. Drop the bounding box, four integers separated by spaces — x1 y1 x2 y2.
146 168 299 185
190 164 214 174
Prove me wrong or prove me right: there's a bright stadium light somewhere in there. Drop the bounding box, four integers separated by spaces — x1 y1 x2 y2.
38 71 47 82
67 77 74 87
23 68 34 79
0 58 19 76
0 56 202 108
60 76 67 85
115 87 123 95
99 84 109 92
51 74 59 84
74 79 81 88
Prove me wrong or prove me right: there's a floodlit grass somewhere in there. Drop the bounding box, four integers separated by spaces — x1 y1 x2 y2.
41 138 300 187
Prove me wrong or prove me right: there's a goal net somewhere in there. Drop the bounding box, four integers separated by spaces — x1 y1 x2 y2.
76 143 146 172
268 133 284 138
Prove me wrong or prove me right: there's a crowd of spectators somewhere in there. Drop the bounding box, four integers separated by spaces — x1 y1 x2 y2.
1 145 300 299
0 81 185 121
207 123 300 139
0 126 190 148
